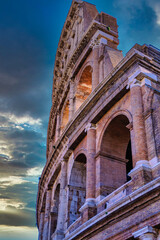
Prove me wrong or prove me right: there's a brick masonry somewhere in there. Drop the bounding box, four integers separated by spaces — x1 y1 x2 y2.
37 1 160 240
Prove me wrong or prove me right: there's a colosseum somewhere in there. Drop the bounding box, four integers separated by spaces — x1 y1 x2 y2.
37 1 160 239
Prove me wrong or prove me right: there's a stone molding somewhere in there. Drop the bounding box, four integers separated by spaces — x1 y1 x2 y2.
127 66 157 89
132 226 157 239
85 123 96 132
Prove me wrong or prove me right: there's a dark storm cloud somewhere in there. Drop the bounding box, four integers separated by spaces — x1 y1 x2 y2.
0 31 52 120
0 159 27 178
0 2 53 120
0 125 46 167
0 181 37 201
0 208 36 227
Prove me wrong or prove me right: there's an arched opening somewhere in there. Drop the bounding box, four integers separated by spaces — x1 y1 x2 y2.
61 100 69 133
75 66 92 111
98 115 132 197
50 184 60 236
68 154 86 226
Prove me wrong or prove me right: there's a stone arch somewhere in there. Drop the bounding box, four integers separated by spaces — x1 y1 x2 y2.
68 153 86 226
50 184 60 236
96 112 133 198
75 65 92 111
74 148 87 161
77 61 93 80
97 110 132 152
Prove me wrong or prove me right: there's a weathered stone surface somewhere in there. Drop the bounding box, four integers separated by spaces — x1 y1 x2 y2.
37 1 160 239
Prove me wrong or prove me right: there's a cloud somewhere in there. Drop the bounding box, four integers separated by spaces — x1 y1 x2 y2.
0 208 36 227
27 167 43 177
0 225 38 240
0 176 28 188
0 199 25 211
147 0 160 26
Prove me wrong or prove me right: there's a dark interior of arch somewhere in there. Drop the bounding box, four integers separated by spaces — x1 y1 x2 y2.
68 154 86 226
99 115 133 196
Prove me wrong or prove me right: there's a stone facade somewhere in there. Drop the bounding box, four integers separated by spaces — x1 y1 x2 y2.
36 1 160 239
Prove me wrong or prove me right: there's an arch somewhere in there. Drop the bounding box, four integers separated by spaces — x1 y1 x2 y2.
75 65 92 111
68 153 86 226
77 61 93 80
74 148 87 161
50 184 60 236
96 113 133 198
98 110 132 152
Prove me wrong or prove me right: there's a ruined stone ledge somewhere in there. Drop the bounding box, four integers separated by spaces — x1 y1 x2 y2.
63 176 160 239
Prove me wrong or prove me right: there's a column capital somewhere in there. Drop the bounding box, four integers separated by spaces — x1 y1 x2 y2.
126 66 157 89
90 38 101 49
85 123 96 132
126 122 133 131
127 77 141 89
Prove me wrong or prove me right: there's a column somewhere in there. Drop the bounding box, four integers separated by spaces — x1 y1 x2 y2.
55 113 60 142
133 226 157 240
38 212 45 240
86 123 96 199
144 110 158 164
130 82 148 162
50 200 58 239
128 79 152 187
92 45 99 90
69 78 75 120
99 56 104 82
43 189 52 240
80 123 97 223
55 160 67 239
99 43 106 82
141 82 159 178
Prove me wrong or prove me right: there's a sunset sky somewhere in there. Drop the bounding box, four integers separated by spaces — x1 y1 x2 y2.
0 0 160 239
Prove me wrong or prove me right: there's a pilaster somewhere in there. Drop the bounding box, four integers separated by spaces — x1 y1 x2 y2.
38 212 45 240
127 70 152 189
55 113 60 142
69 78 75 120
43 189 52 240
54 160 68 240
80 123 97 223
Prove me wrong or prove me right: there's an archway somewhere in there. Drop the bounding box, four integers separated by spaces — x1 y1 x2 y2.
97 114 132 197
75 66 92 111
68 153 86 226
50 184 60 236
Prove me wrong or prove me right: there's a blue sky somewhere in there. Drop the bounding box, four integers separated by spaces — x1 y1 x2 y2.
0 0 160 239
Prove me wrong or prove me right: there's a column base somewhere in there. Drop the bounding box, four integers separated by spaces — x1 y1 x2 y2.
79 199 97 223
129 160 152 190
51 230 65 240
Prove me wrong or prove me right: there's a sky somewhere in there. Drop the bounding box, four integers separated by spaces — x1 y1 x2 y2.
0 0 160 239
